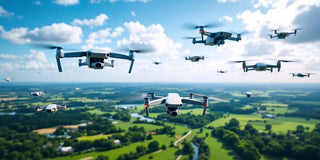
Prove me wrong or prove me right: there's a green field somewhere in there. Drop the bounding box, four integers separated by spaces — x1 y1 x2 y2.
77 134 115 141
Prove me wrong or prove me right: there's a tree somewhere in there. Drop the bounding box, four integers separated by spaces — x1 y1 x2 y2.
182 141 194 156
161 144 167 150
147 134 152 140
136 145 147 154
148 141 160 152
296 125 304 133
227 118 240 129
96 154 109 160
265 124 272 131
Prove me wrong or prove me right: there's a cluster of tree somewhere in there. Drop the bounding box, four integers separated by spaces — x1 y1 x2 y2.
117 140 164 160
112 111 131 122
0 126 64 160
192 136 210 160
211 118 320 160
212 102 257 114
156 113 222 128
0 110 93 132
286 103 320 119
182 141 194 159
133 118 165 126
77 118 124 136
155 125 175 136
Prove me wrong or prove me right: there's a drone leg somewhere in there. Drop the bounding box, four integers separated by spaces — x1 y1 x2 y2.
144 97 150 117
202 107 207 116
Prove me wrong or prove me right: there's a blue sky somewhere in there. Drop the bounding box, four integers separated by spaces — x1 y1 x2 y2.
0 0 320 83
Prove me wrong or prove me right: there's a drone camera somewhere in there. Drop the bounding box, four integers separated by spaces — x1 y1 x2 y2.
92 62 104 69
167 107 178 117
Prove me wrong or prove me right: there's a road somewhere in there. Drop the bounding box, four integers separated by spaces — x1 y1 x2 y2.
175 128 192 160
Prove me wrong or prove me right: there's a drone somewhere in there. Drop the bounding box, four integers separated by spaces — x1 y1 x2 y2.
37 45 153 74
230 60 295 72
144 92 224 117
243 92 257 98
36 104 66 113
185 56 204 62
184 23 242 46
217 70 227 73
269 29 301 39
30 91 45 96
4 78 12 82
291 73 314 78
153 61 161 65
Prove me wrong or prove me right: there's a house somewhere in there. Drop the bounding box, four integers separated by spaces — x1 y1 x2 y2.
113 139 121 145
59 146 74 153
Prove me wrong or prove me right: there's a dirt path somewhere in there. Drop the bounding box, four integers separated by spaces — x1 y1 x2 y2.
175 128 192 160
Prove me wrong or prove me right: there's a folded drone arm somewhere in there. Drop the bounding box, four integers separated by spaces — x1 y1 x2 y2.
181 98 204 106
109 53 132 60
64 52 87 57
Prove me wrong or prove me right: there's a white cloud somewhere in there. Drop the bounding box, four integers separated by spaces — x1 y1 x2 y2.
0 50 56 72
35 1 41 5
117 21 182 55
82 27 123 50
0 54 17 60
0 23 82 44
53 0 79 6
0 6 14 17
131 11 136 17
217 0 239 3
72 14 109 28
219 16 233 22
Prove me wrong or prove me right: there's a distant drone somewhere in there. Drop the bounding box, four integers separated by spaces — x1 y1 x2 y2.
153 61 161 65
184 23 242 46
144 92 224 117
230 60 295 72
291 73 314 78
185 56 204 62
217 70 227 73
243 92 257 98
30 91 45 96
37 45 153 74
36 104 66 113
269 29 301 39
4 78 12 82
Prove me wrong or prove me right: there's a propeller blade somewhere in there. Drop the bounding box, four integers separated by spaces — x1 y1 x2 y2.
128 60 135 74
182 37 197 39
279 60 296 62
117 47 155 53
56 57 62 72
183 22 223 30
229 60 245 63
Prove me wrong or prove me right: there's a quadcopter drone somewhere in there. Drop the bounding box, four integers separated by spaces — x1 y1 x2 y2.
217 70 227 73
153 61 161 65
291 73 314 78
30 91 45 96
231 60 295 72
4 78 12 82
242 91 257 98
269 29 301 39
184 23 242 46
144 92 224 117
36 104 66 113
185 56 204 62
37 45 153 74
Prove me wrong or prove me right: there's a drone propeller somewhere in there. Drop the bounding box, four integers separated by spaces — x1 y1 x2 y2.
117 47 155 53
31 44 77 50
182 36 200 39
183 22 223 30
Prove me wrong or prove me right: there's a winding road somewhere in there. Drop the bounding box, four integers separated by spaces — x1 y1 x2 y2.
175 128 192 160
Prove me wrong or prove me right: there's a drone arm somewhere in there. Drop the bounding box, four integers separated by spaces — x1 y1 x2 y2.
227 35 241 41
109 53 131 60
64 52 87 57
149 98 166 106
181 98 204 106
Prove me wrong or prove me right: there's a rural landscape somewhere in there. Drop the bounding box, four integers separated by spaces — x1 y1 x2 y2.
0 82 320 160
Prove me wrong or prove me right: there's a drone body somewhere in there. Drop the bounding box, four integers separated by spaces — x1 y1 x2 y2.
243 92 257 98
144 92 224 117
269 29 301 39
291 73 314 77
185 56 204 62
4 78 12 82
30 91 45 96
184 24 242 46
36 104 66 113
153 61 161 65
217 70 227 73
231 60 294 72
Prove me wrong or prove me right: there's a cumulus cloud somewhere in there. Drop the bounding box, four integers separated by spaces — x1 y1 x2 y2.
219 16 233 22
131 11 136 17
117 21 182 55
0 6 14 17
0 54 17 60
35 1 41 5
72 14 109 28
0 23 82 44
53 0 79 6
81 27 123 50
0 50 56 72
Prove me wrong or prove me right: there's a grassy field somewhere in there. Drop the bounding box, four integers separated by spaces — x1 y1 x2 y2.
48 135 178 160
77 134 115 141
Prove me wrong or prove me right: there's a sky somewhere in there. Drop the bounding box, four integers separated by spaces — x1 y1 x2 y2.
0 0 320 83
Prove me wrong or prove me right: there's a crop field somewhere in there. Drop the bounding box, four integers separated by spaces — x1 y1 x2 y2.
77 133 115 141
